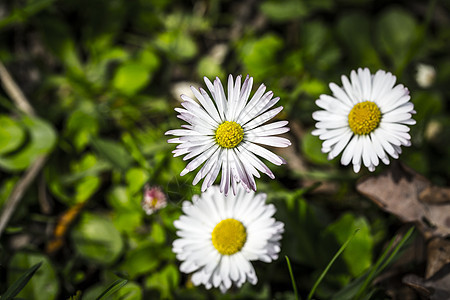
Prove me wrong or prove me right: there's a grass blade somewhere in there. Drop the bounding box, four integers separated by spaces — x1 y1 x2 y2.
307 229 359 300
355 227 414 299
285 256 300 300
1 261 42 300
95 278 128 300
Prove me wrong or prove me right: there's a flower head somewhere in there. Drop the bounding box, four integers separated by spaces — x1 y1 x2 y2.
172 185 284 293
166 74 290 195
141 185 167 215
416 63 436 88
312 68 416 172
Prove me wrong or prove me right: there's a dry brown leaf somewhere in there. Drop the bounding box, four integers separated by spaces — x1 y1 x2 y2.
420 186 450 205
403 264 450 300
356 163 450 239
426 238 450 279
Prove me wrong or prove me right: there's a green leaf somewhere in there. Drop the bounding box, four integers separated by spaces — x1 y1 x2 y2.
119 245 160 279
332 227 415 300
156 31 197 61
327 213 373 276
411 91 442 122
2 262 42 300
138 48 160 71
260 0 308 22
108 186 133 210
0 177 18 207
239 34 284 78
302 131 330 165
36 16 83 75
0 0 57 29
121 132 150 170
125 168 149 195
336 12 381 67
375 7 417 66
8 253 59 300
112 211 143 233
113 63 151 95
71 213 124 265
308 229 359 300
112 282 142 300
74 176 101 203
150 223 166 244
197 57 225 81
0 115 25 155
285 256 300 300
66 109 99 152
91 138 133 171
145 264 179 299
95 279 128 300
0 116 56 171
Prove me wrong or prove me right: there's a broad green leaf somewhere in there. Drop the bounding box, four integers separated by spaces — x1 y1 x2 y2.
36 16 83 75
66 109 99 152
91 138 133 171
301 21 341 71
74 176 101 203
239 34 284 78
121 132 150 170
71 213 124 265
125 168 149 195
113 62 151 95
327 213 373 276
119 245 160 279
337 12 381 67
411 91 442 122
375 7 417 65
112 211 142 233
197 57 225 81
0 115 25 155
8 253 58 300
0 116 56 171
260 0 308 22
145 264 179 299
302 131 330 165
156 31 197 61
138 48 160 71
108 186 133 210
150 223 166 244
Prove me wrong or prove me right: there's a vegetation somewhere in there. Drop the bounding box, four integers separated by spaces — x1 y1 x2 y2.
0 0 449 299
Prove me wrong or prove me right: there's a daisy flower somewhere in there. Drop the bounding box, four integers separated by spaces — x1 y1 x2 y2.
312 68 416 172
415 63 436 88
165 74 290 195
141 185 167 215
172 185 284 293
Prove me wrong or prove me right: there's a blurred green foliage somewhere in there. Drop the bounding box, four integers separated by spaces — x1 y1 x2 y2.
0 0 449 299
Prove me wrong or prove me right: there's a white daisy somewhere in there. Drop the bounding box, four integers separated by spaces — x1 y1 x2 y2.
172 185 284 293
165 74 291 195
415 63 436 88
312 68 416 172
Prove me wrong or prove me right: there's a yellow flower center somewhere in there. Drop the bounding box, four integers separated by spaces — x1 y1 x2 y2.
215 121 244 148
211 218 247 255
348 101 382 135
